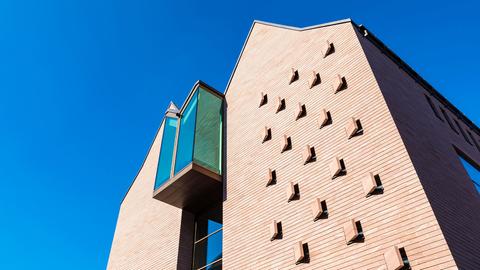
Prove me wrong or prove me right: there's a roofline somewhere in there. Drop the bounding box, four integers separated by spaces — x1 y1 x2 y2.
354 24 480 136
223 19 479 135
223 18 353 95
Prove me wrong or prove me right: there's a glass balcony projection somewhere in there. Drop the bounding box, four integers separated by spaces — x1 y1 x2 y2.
153 81 224 213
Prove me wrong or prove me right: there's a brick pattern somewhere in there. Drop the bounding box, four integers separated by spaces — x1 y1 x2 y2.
224 22 457 269
358 28 480 269
107 124 194 270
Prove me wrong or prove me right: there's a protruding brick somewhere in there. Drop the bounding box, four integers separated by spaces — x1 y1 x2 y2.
362 172 380 196
259 92 267 107
343 219 360 244
308 71 320 88
302 145 313 164
294 103 305 120
289 68 298 84
269 220 278 241
332 74 345 93
384 246 405 270
281 135 290 152
322 40 333 58
329 156 343 179
286 182 296 202
266 168 275 186
345 117 360 139
293 241 305 264
275 96 285 113
317 109 329 128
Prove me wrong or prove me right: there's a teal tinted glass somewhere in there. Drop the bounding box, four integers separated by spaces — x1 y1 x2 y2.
154 117 178 189
459 156 480 194
193 88 223 174
174 91 198 174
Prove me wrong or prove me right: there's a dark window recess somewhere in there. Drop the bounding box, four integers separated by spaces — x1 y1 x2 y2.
355 221 364 241
440 108 459 134
399 248 411 270
454 119 472 145
467 131 480 152
424 95 443 121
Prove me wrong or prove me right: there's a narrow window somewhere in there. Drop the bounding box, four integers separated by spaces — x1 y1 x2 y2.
454 119 472 145
467 131 480 152
440 108 459 134
424 94 443 121
193 203 222 270
458 155 480 194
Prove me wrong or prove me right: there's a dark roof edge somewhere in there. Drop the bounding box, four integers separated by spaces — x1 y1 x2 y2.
355 24 480 136
223 19 353 95
120 80 222 205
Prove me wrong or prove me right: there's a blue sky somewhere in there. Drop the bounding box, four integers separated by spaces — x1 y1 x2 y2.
0 0 478 269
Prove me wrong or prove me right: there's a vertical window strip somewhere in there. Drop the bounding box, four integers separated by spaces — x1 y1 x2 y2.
440 108 459 134
424 95 443 121
454 119 472 145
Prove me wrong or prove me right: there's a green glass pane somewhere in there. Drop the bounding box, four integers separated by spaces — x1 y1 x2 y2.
154 117 178 189
174 91 198 174
193 88 223 174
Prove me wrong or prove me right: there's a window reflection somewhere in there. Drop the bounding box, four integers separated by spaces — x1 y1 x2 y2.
193 203 222 270
154 117 178 189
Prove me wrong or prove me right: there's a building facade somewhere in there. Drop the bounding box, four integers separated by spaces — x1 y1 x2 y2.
107 19 480 270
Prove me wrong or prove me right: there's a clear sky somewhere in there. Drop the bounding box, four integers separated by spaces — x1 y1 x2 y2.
0 0 478 269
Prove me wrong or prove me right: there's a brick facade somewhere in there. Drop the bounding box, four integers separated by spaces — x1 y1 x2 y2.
107 19 480 269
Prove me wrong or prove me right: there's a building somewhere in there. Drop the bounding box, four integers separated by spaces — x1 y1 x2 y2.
107 19 480 270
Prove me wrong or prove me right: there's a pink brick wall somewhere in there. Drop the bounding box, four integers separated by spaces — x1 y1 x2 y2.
107 124 194 270
358 28 480 269
223 21 456 269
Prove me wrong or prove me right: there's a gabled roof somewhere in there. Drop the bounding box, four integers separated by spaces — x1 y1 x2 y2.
223 18 353 95
223 19 479 135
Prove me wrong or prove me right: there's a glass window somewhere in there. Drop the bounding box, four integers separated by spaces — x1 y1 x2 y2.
194 88 223 174
193 203 222 270
154 117 178 189
459 156 480 194
174 91 199 174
